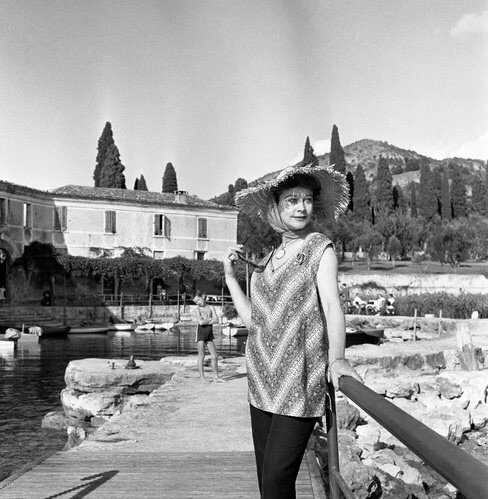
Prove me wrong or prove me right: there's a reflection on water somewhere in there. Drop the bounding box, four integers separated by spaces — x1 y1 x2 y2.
0 326 245 482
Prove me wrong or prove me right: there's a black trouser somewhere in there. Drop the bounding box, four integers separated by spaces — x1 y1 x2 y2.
250 405 318 499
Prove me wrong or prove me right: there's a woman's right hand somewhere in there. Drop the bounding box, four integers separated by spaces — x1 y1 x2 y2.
222 245 243 278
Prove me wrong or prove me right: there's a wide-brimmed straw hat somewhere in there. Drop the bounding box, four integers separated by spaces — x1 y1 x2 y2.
235 163 349 221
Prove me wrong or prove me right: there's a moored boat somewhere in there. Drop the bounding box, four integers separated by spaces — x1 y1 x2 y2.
69 325 109 334
32 324 70 337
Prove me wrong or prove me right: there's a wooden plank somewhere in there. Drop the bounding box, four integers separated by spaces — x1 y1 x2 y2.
0 451 324 498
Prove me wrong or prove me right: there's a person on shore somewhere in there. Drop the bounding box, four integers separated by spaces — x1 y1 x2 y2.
193 290 224 383
223 163 362 499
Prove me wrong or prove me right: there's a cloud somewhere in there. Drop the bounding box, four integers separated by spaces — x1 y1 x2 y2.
450 10 488 37
450 131 488 160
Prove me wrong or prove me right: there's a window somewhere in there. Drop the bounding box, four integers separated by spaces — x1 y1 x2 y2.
0 198 8 224
105 210 116 234
153 251 165 259
197 217 207 239
53 207 67 231
154 214 170 237
195 251 206 261
23 203 32 228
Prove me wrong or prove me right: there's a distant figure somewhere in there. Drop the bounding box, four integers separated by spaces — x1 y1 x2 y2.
353 295 367 314
386 293 396 315
0 286 6 303
40 290 52 306
193 290 224 383
339 283 350 313
156 284 163 301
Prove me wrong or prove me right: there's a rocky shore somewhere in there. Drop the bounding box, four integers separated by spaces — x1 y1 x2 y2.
43 318 488 498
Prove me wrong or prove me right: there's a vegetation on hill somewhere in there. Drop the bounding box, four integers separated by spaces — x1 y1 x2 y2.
211 127 488 268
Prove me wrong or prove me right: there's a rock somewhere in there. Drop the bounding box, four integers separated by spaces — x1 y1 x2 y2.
470 405 488 430
385 380 418 399
61 388 121 420
337 429 362 468
336 399 361 430
340 462 381 499
65 358 179 393
65 426 87 449
356 421 381 456
437 376 463 399
41 410 71 430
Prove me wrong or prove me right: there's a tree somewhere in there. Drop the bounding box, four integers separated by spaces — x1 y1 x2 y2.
409 182 418 218
133 178 139 190
441 170 451 221
301 136 318 167
99 143 126 188
94 122 114 187
386 235 402 267
450 166 467 218
429 219 474 268
418 164 437 220
471 176 486 214
138 174 148 191
375 156 394 214
393 185 406 211
432 168 442 216
329 124 346 174
352 164 371 221
162 163 178 193
345 171 354 212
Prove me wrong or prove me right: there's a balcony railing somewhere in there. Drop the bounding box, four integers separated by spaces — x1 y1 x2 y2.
326 377 488 499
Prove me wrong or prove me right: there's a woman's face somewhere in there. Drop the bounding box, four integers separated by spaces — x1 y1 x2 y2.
278 186 314 230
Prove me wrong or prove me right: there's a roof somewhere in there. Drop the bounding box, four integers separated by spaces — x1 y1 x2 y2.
50 185 236 211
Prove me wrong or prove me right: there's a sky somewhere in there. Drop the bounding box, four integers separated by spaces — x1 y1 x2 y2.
1 0 487 200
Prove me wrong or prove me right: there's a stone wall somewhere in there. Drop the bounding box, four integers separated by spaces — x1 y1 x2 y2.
338 273 488 296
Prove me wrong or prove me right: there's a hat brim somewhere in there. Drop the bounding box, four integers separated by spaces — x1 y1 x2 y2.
235 164 349 221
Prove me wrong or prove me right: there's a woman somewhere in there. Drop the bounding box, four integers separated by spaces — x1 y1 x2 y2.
222 163 362 498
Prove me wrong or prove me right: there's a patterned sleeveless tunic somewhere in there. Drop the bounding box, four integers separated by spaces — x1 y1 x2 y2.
247 232 333 417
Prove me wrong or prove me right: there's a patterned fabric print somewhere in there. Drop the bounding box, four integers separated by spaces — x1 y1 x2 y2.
247 232 332 417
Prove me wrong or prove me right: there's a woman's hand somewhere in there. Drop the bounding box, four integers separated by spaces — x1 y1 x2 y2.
327 359 363 391
222 245 243 278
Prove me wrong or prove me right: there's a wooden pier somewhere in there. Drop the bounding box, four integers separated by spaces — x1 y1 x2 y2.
0 449 325 498
0 357 326 498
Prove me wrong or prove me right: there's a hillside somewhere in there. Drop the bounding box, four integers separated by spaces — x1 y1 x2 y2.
211 139 486 201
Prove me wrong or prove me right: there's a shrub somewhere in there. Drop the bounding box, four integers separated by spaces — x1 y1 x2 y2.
395 292 487 319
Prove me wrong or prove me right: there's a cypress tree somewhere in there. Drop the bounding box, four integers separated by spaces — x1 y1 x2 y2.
471 178 486 214
99 143 126 188
94 122 114 187
162 163 178 193
393 185 405 211
138 174 148 191
329 124 346 174
375 156 394 214
450 166 467 218
441 170 451 220
409 182 418 218
418 164 437 220
346 171 354 212
133 178 139 190
301 137 318 167
352 164 371 221
432 168 442 215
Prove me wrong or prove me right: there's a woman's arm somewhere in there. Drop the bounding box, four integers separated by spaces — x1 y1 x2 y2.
317 246 362 389
223 245 252 328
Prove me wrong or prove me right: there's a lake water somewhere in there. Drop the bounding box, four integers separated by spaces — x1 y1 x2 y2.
0 326 245 483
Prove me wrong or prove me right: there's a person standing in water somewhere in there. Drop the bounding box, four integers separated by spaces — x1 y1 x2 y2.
223 163 362 498
193 290 224 383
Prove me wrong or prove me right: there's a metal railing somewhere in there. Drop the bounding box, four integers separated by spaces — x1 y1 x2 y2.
326 376 488 499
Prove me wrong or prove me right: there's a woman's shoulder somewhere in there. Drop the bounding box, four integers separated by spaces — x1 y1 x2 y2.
307 232 334 248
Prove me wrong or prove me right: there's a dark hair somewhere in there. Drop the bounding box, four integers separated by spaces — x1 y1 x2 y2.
272 174 321 204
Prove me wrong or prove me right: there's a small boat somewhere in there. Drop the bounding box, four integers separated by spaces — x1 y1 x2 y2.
69 325 109 334
153 322 174 330
134 325 153 333
112 323 134 331
222 325 248 337
30 324 70 337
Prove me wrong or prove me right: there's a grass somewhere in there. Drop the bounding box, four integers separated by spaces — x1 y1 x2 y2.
338 260 488 276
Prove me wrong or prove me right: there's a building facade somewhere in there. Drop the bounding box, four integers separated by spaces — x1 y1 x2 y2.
0 181 238 302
